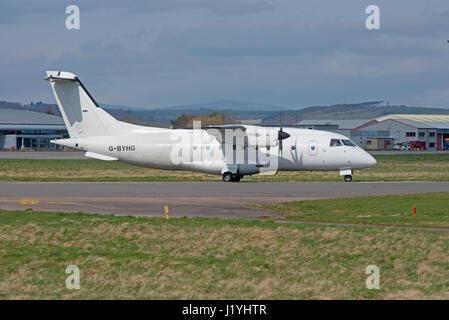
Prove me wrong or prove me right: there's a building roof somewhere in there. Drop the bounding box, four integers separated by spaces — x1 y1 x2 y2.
298 119 371 129
0 109 66 130
375 114 449 123
418 122 449 129
358 114 449 130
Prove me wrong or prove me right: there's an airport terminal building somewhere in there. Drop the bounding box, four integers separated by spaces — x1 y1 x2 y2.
0 109 67 150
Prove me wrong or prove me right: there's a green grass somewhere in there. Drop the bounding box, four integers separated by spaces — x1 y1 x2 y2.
0 153 449 182
261 192 449 228
2 209 449 299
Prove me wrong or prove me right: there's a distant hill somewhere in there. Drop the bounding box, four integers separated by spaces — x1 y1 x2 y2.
262 102 449 125
161 100 283 111
300 102 449 120
0 100 22 110
0 100 61 115
100 103 144 111
0 99 280 126
2 99 449 127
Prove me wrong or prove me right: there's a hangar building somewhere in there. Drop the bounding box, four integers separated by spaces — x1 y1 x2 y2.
357 114 449 151
0 109 67 150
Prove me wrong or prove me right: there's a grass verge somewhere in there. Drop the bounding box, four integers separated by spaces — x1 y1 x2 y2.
260 192 449 228
0 154 448 182
1 208 449 299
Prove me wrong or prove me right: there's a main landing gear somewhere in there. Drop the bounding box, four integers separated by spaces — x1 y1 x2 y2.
222 172 242 182
344 175 352 183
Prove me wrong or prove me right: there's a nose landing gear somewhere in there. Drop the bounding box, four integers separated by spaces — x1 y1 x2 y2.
222 172 242 182
340 169 353 182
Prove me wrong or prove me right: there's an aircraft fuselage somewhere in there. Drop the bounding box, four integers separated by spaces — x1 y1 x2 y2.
53 126 377 177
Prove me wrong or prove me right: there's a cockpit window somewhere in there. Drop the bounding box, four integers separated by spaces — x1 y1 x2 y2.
342 139 356 146
330 139 343 147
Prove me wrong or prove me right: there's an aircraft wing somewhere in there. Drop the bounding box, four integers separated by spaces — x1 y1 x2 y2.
202 124 280 147
201 125 248 145
202 125 247 131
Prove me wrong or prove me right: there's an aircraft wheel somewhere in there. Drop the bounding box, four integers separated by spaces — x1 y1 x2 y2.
222 172 233 182
344 175 352 182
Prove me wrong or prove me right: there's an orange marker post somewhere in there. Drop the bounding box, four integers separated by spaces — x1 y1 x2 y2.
413 206 416 217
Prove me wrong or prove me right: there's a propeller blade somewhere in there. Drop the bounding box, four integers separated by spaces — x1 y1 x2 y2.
278 110 289 156
278 130 289 156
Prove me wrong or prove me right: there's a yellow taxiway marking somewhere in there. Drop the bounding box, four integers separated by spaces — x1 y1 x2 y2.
20 199 40 205
0 199 74 205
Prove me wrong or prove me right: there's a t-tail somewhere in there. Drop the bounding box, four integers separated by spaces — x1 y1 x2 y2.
44 71 121 138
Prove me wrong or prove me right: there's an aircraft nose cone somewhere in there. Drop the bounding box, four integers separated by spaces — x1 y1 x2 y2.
353 149 377 168
365 153 377 167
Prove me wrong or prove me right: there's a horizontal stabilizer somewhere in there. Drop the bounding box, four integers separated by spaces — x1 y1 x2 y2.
85 152 118 161
44 71 77 81
259 170 278 176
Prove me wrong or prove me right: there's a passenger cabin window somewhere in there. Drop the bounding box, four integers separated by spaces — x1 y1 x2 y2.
330 139 343 147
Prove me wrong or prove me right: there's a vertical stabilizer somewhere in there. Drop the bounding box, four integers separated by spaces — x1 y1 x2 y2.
45 71 119 137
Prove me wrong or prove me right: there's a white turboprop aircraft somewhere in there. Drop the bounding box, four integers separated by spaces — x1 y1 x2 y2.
45 71 377 182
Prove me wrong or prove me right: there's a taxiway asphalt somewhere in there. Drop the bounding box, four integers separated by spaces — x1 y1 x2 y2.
0 181 447 219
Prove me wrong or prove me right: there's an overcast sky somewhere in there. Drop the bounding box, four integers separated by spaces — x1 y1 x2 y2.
1 0 449 108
